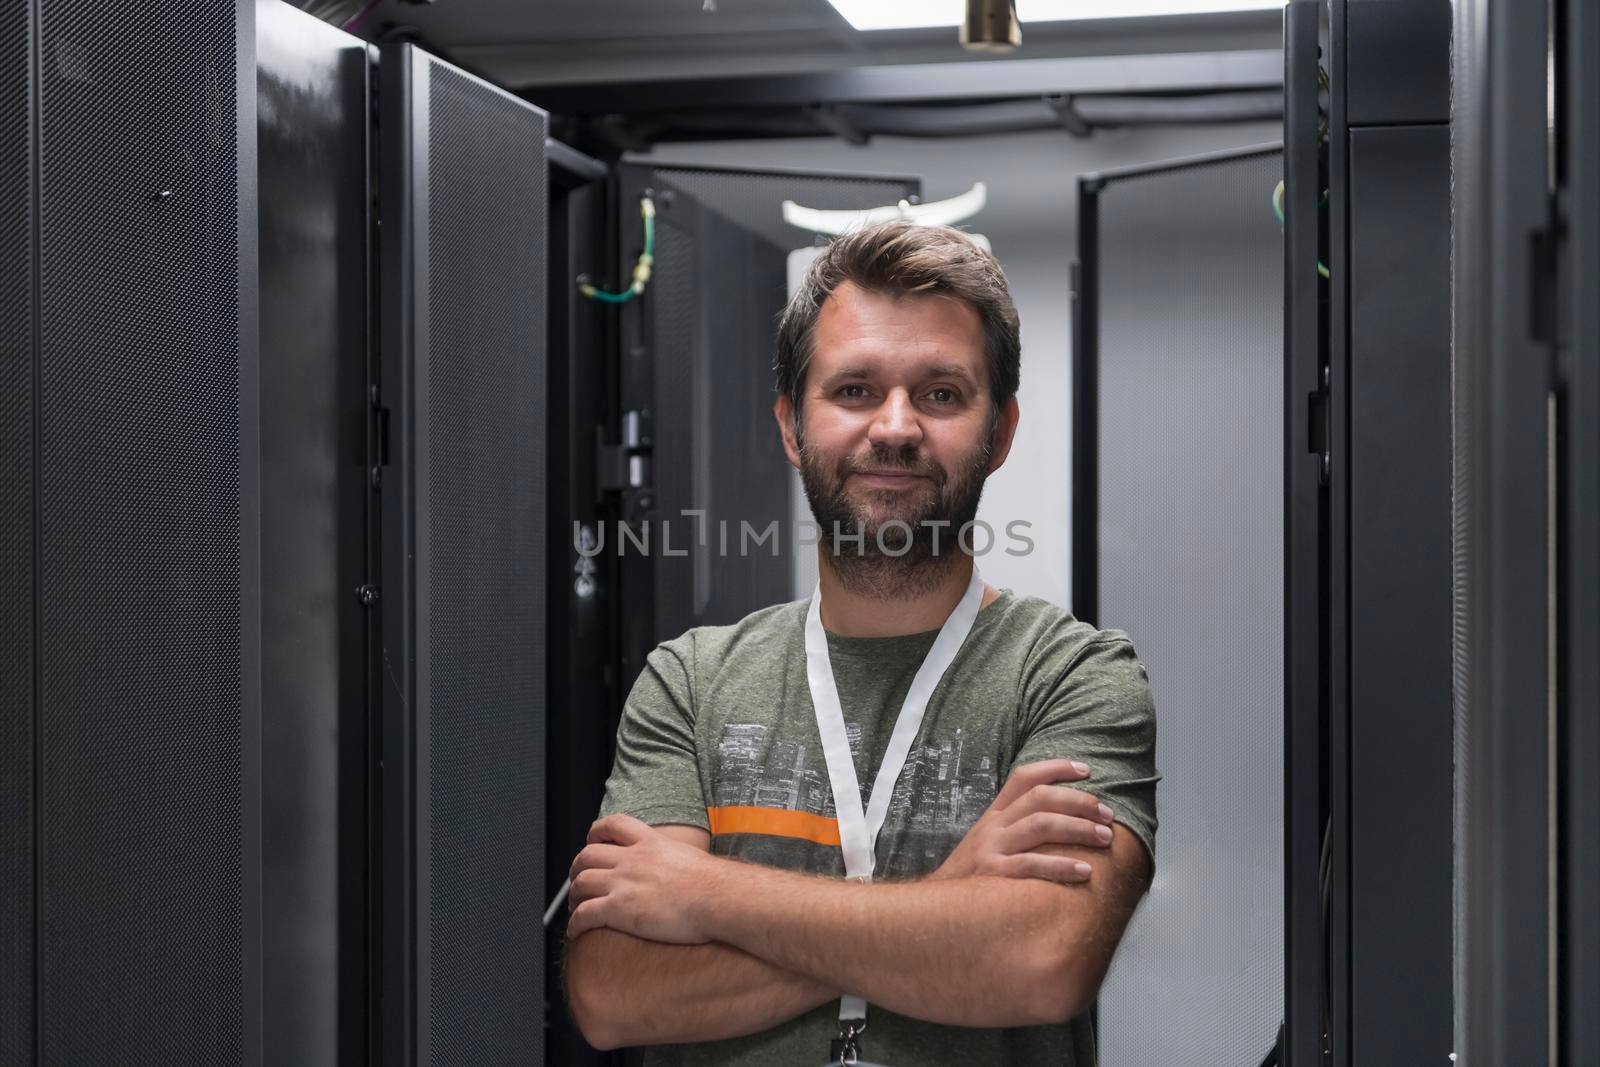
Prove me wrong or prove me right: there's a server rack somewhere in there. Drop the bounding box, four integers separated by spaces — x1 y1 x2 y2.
2 0 263 1061
378 42 550 1067
7 4 933 1063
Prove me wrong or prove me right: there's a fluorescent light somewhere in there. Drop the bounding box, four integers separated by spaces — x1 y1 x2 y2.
827 0 1283 32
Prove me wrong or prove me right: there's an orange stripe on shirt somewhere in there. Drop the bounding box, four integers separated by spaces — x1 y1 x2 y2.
706 805 841 846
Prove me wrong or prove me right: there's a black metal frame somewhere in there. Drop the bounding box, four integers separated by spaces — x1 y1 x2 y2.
377 42 430 1067
1280 6 1324 1066
1324 10 1350 1062
1069 180 1097 627
1070 140 1281 629
1074 141 1283 187
524 49 1283 116
543 137 621 1067
609 161 663 714
1450 0 1557 1060
548 136 608 187
1561 0 1600 1061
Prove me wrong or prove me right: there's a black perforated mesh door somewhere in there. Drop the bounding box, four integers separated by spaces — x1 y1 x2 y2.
381 46 547 1065
1 2 34 1061
1079 147 1284 1066
28 0 258 1061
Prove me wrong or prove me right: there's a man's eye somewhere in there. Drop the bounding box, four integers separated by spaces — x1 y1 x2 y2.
838 385 868 399
928 388 958 404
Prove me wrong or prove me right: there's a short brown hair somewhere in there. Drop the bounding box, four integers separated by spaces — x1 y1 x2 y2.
773 219 1021 423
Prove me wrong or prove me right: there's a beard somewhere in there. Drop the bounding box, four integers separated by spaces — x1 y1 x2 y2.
797 418 995 600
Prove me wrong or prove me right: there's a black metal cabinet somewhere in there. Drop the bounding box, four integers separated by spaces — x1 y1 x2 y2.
2 0 263 1061
1323 4 1454 1065
378 42 550 1067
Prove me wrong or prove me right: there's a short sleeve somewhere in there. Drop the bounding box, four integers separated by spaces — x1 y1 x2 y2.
1013 631 1160 869
596 637 710 831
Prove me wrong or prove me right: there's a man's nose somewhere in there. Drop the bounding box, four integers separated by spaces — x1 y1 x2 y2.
866 388 923 450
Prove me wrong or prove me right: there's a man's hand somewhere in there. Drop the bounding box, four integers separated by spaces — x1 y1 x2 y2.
931 758 1116 884
568 814 718 944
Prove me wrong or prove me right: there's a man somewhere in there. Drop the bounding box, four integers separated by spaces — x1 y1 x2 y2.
564 219 1159 1065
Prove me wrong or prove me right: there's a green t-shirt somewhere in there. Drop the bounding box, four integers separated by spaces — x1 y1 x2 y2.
597 587 1159 1066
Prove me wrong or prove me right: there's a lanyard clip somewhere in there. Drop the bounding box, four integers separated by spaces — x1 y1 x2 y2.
829 1018 867 1064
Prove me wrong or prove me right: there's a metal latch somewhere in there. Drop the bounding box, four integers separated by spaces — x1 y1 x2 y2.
596 408 652 495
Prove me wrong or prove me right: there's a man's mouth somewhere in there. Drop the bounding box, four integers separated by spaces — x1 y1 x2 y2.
851 469 930 489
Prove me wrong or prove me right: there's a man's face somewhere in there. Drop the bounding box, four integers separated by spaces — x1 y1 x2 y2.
775 281 1019 561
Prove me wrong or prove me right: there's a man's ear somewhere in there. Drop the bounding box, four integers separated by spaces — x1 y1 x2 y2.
773 393 802 469
984 396 1021 475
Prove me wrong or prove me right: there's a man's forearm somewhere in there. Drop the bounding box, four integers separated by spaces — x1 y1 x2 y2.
690 862 1107 1028
564 928 837 1049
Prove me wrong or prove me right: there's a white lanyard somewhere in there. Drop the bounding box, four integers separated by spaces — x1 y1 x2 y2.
804 566 986 1029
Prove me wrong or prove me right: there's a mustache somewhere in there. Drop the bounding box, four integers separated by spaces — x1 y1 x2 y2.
842 450 943 481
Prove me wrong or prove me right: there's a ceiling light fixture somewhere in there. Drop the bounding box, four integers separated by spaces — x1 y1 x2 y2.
961 0 1021 53
827 0 1284 33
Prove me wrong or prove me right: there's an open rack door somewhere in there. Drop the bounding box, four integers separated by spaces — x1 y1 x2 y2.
378 43 549 1067
1073 142 1286 1066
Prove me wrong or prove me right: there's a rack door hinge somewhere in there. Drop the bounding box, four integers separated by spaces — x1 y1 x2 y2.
1309 364 1331 486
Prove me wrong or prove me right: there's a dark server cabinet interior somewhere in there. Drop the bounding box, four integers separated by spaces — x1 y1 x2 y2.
605 163 919 688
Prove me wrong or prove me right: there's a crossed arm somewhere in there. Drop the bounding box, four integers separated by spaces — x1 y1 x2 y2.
563 759 1151 1051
